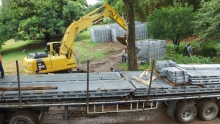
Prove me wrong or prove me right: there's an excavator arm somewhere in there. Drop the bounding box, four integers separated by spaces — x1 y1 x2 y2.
23 4 127 74
59 4 127 58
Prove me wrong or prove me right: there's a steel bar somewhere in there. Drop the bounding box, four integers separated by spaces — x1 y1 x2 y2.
16 60 22 108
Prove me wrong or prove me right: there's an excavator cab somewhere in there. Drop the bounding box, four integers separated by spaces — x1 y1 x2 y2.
46 42 61 55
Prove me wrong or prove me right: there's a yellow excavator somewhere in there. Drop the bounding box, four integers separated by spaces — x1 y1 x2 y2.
23 4 127 74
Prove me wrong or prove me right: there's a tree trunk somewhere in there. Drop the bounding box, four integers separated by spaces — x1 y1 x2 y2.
45 33 50 43
123 0 138 71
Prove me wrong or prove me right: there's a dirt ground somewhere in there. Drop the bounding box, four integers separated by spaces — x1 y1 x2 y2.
77 41 126 72
40 103 220 124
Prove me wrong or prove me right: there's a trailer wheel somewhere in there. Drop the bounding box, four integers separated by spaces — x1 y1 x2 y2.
0 113 5 124
9 111 36 124
18 110 38 123
198 101 218 121
216 100 220 114
174 102 185 120
176 103 197 123
195 99 209 110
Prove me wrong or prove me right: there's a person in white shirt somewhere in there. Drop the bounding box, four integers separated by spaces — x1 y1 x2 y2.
121 48 128 62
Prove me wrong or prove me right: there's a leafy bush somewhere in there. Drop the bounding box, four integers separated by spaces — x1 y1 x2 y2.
103 17 114 24
163 43 214 64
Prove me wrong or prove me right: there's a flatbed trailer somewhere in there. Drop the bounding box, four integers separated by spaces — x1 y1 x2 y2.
1 67 220 124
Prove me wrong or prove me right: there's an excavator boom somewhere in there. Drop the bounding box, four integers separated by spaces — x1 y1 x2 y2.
23 4 127 74
60 4 127 58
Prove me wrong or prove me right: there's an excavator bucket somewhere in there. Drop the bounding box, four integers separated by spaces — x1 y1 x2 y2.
116 35 127 46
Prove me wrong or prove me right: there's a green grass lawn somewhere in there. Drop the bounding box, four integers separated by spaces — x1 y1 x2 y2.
1 26 108 75
1 39 45 74
2 25 220 75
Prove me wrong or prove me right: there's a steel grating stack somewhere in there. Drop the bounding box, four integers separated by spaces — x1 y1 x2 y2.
135 23 148 40
176 64 220 84
90 22 149 43
136 40 151 63
121 71 220 96
90 26 112 42
136 40 166 64
0 72 121 83
176 64 220 70
0 72 135 101
111 27 126 43
159 67 189 83
3 70 220 100
156 60 176 74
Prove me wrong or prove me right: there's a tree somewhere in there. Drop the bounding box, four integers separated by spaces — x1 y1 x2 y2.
0 0 85 45
123 0 138 71
105 0 202 22
17 0 85 43
84 2 104 14
194 0 220 47
147 5 194 51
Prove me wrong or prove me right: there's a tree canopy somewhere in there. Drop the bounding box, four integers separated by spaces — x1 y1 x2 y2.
147 5 195 51
0 0 86 45
105 0 202 22
194 0 220 47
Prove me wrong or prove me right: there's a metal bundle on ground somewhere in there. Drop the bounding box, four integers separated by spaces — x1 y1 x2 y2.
90 26 112 42
90 22 148 42
136 40 166 64
135 23 148 40
111 27 126 43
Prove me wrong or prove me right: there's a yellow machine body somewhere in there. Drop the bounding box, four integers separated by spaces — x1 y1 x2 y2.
23 4 127 74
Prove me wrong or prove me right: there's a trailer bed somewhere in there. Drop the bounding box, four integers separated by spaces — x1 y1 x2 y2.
0 71 220 104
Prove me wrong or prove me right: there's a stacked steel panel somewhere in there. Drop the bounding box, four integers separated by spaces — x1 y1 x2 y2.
176 64 220 84
3 69 220 100
0 72 134 101
135 23 148 40
1 80 134 101
136 40 166 64
110 23 126 43
90 22 148 43
161 67 188 83
90 26 112 42
155 60 188 83
121 71 220 96
156 60 176 73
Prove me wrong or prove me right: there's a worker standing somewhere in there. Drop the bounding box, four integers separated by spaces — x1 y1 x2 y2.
0 52 4 78
184 44 192 57
122 48 128 62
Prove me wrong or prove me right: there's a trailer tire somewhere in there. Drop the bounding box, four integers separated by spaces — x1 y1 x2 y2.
176 103 197 123
195 99 209 110
198 101 218 121
18 110 38 123
0 113 5 124
216 100 220 114
174 102 185 120
9 111 36 124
